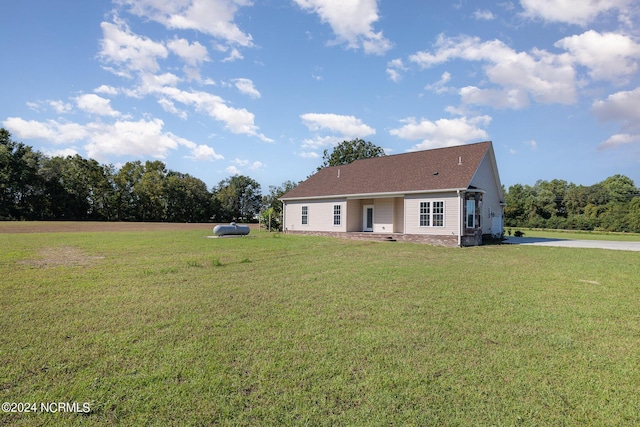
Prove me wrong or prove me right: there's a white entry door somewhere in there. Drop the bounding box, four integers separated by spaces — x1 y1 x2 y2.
363 205 374 232
491 214 503 237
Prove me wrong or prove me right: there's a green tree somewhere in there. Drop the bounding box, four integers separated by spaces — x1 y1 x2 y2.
213 175 262 222
137 160 168 221
318 138 385 170
38 155 114 220
504 184 535 226
261 180 298 231
113 161 145 220
601 174 636 203
165 172 213 222
0 129 43 219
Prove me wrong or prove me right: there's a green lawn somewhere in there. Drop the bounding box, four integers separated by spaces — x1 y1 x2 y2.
506 227 640 241
1 227 639 426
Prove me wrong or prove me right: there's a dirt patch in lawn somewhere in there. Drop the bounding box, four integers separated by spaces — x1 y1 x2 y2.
20 246 106 268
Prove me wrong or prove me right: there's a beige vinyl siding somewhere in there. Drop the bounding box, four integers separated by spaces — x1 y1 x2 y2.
470 154 503 234
373 198 394 233
346 199 361 231
393 197 404 233
284 199 347 232
404 193 459 235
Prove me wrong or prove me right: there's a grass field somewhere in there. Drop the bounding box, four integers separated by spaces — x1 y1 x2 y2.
506 227 640 242
1 223 639 426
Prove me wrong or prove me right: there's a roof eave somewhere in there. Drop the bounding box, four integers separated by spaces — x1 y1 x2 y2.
280 187 469 202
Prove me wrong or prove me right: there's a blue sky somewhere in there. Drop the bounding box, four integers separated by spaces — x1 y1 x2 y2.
2 0 640 192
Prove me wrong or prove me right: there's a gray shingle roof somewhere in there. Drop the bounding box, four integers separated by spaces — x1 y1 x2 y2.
281 141 492 200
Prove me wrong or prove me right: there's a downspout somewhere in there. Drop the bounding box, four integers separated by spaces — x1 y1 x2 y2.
457 190 462 247
282 201 287 233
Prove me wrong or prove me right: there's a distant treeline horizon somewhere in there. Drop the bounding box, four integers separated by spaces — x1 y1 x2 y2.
3 128 639 232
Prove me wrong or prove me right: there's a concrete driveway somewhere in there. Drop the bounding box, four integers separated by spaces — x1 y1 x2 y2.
504 236 640 251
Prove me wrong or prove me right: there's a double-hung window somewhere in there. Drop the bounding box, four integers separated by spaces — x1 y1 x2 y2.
333 205 341 226
419 202 430 226
419 201 444 227
301 206 308 225
433 201 444 227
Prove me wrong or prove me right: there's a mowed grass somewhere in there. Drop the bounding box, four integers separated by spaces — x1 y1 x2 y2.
507 227 640 242
1 226 639 426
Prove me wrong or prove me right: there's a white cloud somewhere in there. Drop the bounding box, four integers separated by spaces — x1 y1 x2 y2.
115 0 253 47
425 71 453 94
221 47 244 62
226 165 241 175
249 161 264 170
231 158 249 166
43 148 80 158
99 18 168 76
555 30 640 83
293 0 392 55
94 85 119 96
185 144 224 160
299 151 321 158
523 139 538 150
229 158 264 170
389 115 491 150
130 77 272 142
157 98 188 119
459 86 531 109
3 117 88 143
592 87 640 123
2 116 217 161
473 9 495 20
598 133 640 149
167 37 209 66
75 94 120 117
520 0 633 26
301 135 343 150
386 58 406 82
27 100 73 114
49 100 73 114
233 78 261 98
409 34 577 107
85 119 201 160
300 113 376 138
592 87 640 149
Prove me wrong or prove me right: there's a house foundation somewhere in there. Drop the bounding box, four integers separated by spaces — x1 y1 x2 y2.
286 230 460 247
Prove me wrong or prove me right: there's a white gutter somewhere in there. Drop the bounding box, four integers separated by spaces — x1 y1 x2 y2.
282 201 286 232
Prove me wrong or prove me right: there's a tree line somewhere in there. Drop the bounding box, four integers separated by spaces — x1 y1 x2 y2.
1 128 295 225
504 177 640 233
4 128 639 232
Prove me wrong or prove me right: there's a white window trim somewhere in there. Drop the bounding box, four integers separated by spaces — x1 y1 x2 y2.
419 200 445 228
466 199 475 228
301 206 308 226
333 204 341 226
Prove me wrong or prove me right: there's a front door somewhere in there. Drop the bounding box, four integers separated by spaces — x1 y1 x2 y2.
363 205 374 232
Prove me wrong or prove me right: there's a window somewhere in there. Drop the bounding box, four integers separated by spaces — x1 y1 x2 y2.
419 202 430 226
333 205 341 226
301 206 308 225
466 200 475 228
433 201 444 227
419 201 444 227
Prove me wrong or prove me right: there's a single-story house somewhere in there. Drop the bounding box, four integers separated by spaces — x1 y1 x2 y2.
280 141 505 247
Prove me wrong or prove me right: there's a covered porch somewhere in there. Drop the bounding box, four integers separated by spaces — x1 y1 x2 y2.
345 197 405 234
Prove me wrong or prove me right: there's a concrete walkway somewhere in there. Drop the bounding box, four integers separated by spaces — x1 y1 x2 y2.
504 236 640 251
